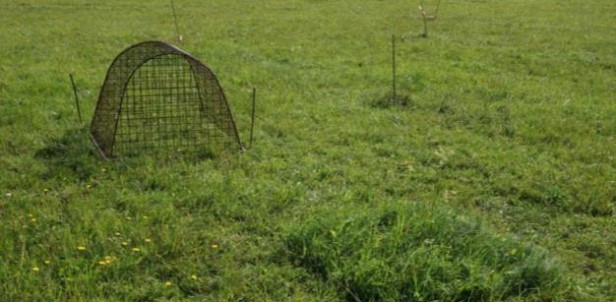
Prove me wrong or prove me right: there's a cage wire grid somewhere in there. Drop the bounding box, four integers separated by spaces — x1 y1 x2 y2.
90 41 242 158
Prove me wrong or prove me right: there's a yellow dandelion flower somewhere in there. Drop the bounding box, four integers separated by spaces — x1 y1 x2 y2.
77 246 87 251
44 260 51 265
121 241 129 246
30 218 37 222
131 247 140 252
190 274 198 280
43 188 49 193
86 184 92 189
211 243 219 249
32 267 40 272
115 232 121 236
99 255 116 265
164 281 172 287
144 238 152 243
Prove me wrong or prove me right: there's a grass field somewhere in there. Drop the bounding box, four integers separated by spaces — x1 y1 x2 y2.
1 0 615 301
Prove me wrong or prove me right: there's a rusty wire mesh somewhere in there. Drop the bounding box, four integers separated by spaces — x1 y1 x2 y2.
90 41 242 158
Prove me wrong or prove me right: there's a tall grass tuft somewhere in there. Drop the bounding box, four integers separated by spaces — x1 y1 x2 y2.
284 201 569 301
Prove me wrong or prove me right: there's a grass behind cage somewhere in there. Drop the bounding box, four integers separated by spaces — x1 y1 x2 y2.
0 0 615 301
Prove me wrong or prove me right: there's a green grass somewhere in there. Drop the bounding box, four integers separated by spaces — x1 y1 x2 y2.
285 201 569 301
1 0 615 301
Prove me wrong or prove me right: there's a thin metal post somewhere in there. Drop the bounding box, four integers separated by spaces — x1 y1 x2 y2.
391 34 397 105
69 74 82 124
249 87 256 149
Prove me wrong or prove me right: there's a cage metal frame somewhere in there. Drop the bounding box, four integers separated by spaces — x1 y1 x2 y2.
90 41 243 158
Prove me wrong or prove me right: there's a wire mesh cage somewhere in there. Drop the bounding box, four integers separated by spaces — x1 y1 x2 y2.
90 41 242 158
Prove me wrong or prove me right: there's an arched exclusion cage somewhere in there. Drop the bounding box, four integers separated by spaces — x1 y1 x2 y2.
90 41 242 158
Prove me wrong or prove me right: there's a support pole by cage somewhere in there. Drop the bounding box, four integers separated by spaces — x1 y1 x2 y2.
249 87 256 149
69 73 83 124
391 34 397 105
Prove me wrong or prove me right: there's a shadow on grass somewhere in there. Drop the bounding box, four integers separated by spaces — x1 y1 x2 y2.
369 93 413 109
34 127 100 181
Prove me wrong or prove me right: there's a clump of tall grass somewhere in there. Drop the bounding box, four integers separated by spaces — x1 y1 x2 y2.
284 201 569 301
